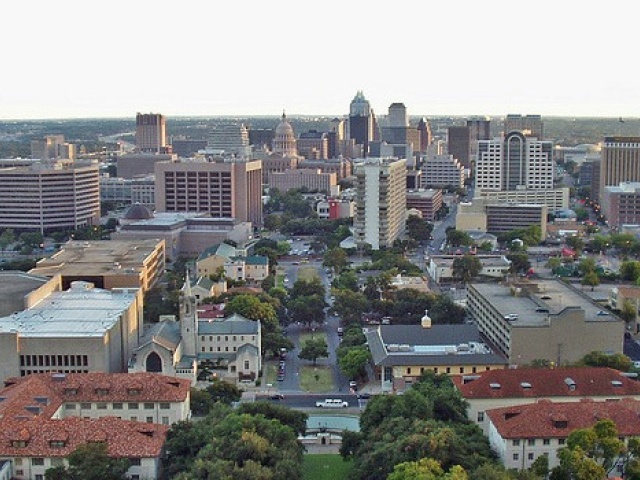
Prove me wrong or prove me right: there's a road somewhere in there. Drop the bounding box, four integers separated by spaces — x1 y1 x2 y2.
254 392 368 410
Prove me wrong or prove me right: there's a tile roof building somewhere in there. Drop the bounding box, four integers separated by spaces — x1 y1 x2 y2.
452 367 640 435
486 398 640 473
0 372 190 479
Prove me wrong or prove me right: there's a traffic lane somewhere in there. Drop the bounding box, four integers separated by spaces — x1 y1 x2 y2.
254 393 367 409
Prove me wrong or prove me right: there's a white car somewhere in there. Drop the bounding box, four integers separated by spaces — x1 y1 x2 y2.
315 398 349 408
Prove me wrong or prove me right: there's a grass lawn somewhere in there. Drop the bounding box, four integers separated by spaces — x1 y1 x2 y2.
263 362 278 386
297 265 321 282
299 364 333 392
303 454 352 480
299 331 327 346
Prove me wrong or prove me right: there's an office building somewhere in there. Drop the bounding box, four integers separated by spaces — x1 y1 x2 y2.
0 160 100 233
602 181 640 229
348 91 378 156
135 112 167 153
420 154 466 189
99 175 155 209
475 188 569 211
170 138 208 157
267 168 337 194
447 125 471 168
380 102 409 145
297 130 328 159
599 136 640 203
476 131 554 192
30 135 76 161
248 128 274 152
154 157 263 227
327 117 346 159
116 152 177 179
353 157 407 250
297 157 352 180
503 114 543 139
466 278 624 366
416 117 432 154
467 116 491 164
405 188 442 221
207 123 251 157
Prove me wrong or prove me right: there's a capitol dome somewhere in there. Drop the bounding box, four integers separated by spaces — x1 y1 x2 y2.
273 111 297 157
120 203 153 226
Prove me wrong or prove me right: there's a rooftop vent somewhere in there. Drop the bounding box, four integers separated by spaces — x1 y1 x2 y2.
33 396 49 405
462 375 481 384
490 383 501 390
387 344 399 352
520 382 532 389
565 377 576 391
52 373 66 382
611 380 623 387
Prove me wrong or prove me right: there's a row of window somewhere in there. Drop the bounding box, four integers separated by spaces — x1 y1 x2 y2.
19 354 88 368
405 365 493 375
200 335 255 342
65 402 171 410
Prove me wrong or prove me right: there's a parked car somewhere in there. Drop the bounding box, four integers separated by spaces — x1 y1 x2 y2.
315 398 349 408
270 393 285 400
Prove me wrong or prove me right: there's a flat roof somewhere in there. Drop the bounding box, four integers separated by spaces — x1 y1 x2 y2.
470 279 622 326
0 271 49 298
0 281 137 337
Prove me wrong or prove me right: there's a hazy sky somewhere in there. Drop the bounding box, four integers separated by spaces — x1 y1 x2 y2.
2 1 638 120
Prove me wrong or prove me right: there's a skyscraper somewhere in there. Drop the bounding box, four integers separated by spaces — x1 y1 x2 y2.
598 136 640 203
504 114 543 139
136 112 167 153
348 91 377 156
207 123 251 157
353 157 407 250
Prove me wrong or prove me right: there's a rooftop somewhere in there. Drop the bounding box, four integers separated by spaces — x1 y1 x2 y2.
452 367 640 399
198 313 260 335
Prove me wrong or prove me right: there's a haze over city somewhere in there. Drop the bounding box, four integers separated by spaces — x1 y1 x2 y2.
2 0 638 120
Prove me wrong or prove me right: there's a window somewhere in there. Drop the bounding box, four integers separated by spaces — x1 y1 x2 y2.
558 438 565 445
407 368 412 374
477 412 485 422
128 403 139 410
144 403 154 410
130 416 137 421
50 440 66 448
146 417 153 423
129 458 142 466
65 403 76 410
51 458 64 467
512 439 520 446
528 453 534 461
244 360 250 370
162 416 170 425
527 439 535 446
160 402 170 409
80 402 91 409
543 439 550 445
97 403 107 410
513 453 519 461
32 458 45 466
113 402 123 410
35 475 44 480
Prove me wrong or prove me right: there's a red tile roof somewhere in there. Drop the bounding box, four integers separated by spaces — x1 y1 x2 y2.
452 367 640 399
486 398 640 439
617 286 640 299
0 416 168 458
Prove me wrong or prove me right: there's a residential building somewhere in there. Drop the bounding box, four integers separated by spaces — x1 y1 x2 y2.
0 160 100 233
426 255 512 283
267 168 337 194
0 279 143 383
196 242 268 283
191 276 227 302
0 372 191 479
599 136 640 203
420 154 466 189
453 366 640 435
316 198 355 219
206 123 252 158
602 181 640 229
112 211 252 261
406 188 442 221
353 157 407 250
503 114 544 139
297 130 328 159
487 399 640 472
135 112 167 153
466 278 625 365
365 321 508 393
154 156 263 227
29 238 165 294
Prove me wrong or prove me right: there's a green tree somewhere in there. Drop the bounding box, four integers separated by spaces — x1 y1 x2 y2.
205 378 242 405
0 228 15 251
429 295 466 325
331 269 360 291
190 387 214 416
337 346 371 379
506 253 531 274
452 255 483 283
287 294 326 327
333 289 370 326
237 401 308 435
406 215 434 243
579 351 632 371
298 337 329 365
446 229 472 247
45 442 130 480
620 299 638 326
620 260 640 282
388 458 468 480
323 247 349 273
580 271 600 291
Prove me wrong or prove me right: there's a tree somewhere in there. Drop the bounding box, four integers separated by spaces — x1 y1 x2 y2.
237 401 308 435
452 255 483 283
620 260 640 282
298 337 329 365
580 271 600 291
332 290 370 326
406 215 434 243
0 228 15 251
506 253 531 274
190 387 215 416
429 295 466 325
579 351 632 371
205 378 242 405
446 229 472 247
337 346 371 379
323 247 349 273
387 458 468 480
620 299 638 326
45 442 130 480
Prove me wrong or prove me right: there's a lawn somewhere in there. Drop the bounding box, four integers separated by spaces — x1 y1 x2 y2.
297 265 321 282
303 454 352 480
263 362 278 386
299 331 327 345
299 364 333 392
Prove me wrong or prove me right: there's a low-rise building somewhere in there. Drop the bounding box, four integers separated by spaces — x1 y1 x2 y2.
602 181 640 230
426 254 512 283
467 279 625 365
452 366 640 435
406 188 443 221
365 320 508 393
610 285 640 332
196 243 268 284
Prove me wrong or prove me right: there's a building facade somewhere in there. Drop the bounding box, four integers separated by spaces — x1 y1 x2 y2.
420 154 466 189
135 112 167 153
267 168 337 194
406 189 442 221
602 181 640 229
598 136 640 203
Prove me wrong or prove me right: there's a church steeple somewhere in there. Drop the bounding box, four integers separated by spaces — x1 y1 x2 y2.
180 270 197 356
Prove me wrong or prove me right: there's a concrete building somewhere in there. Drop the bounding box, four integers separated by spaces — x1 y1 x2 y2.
316 198 355 219
503 114 544 139
267 168 337 194
487 399 640 473
599 136 640 203
100 175 155 209
365 322 508 393
466 278 625 366
452 366 640 436
416 117 432 154
602 181 640 229
348 91 378 156
353 157 407 250
0 161 100 233
406 188 442 221
447 125 471 168
206 123 252 158
420 154 466 189
0 271 50 317
170 138 208 157
135 112 167 153
272 113 298 157
29 239 165 294
297 158 352 180
609 285 640 331
112 210 252 261
476 132 554 193
456 199 548 238
0 279 143 383
154 157 263 227
0 372 191 480
116 152 177 179
475 187 569 211
297 130 328 159
30 135 76 161
426 255 512 283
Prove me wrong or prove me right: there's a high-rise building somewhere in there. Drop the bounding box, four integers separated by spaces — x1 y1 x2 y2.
154 158 263 227
381 102 409 145
0 160 100 233
447 125 471 168
598 136 640 204
135 112 167 153
30 135 76 161
475 131 554 192
504 114 544 139
297 130 328 159
272 112 298 157
207 123 251 157
327 117 346 159
467 116 491 164
416 118 432 154
602 182 640 229
353 157 407 250
420 154 466 189
348 91 377 156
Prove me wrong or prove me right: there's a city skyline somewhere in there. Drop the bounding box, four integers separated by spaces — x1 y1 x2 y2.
2 1 638 121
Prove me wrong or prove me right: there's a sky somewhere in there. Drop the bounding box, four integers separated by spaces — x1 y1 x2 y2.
1 1 638 120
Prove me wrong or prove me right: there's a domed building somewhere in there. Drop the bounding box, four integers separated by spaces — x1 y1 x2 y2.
272 112 297 157
119 202 153 226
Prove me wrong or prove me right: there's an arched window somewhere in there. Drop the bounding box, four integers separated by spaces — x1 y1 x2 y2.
145 352 162 373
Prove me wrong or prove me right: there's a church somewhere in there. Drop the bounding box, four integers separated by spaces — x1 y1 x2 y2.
128 275 262 385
